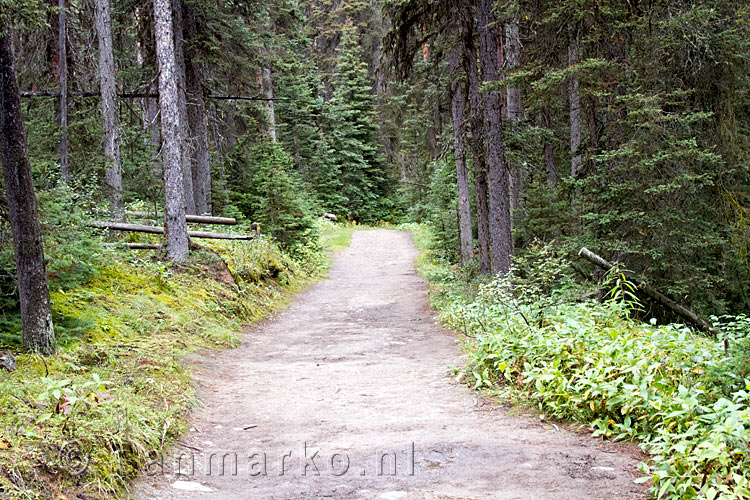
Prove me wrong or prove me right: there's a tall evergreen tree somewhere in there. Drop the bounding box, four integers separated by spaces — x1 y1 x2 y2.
326 22 389 222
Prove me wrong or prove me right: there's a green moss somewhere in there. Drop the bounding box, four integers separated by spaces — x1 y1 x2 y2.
0 231 350 499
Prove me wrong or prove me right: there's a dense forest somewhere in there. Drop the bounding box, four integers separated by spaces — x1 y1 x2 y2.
0 0 749 498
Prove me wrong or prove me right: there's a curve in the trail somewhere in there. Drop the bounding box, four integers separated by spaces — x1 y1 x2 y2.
134 229 646 500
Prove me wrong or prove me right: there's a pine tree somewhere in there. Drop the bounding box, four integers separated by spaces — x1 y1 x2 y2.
326 22 389 222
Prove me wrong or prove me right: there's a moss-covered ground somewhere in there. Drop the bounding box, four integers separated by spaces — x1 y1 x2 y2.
0 222 355 499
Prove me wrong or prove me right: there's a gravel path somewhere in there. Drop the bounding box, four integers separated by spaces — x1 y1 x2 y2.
133 229 646 500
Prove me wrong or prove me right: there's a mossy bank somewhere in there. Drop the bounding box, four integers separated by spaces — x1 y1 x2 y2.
0 220 354 499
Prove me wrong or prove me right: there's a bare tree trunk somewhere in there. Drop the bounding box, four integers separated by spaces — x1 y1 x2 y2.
184 3 211 214
209 101 226 213
449 44 473 264
95 0 124 220
466 36 491 274
224 103 238 152
171 0 195 214
504 17 524 244
145 80 161 171
58 0 70 182
259 64 277 142
135 10 162 176
153 0 189 260
0 31 56 354
541 106 558 187
478 0 512 275
568 24 582 178
504 19 524 121
428 79 442 161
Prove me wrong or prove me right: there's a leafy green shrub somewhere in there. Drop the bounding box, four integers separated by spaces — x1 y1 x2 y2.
411 225 750 500
705 316 750 397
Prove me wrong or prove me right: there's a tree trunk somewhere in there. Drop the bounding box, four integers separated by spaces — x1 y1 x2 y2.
259 64 277 142
135 11 162 176
145 80 161 172
153 0 189 260
449 44 474 264
183 3 211 214
504 19 524 121
58 0 70 182
568 24 582 178
541 106 558 187
465 37 491 274
504 17 524 244
478 0 512 275
95 0 124 220
171 0 195 214
208 102 226 212
0 31 57 355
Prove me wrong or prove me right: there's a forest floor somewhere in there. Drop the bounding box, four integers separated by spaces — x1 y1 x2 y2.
132 229 648 500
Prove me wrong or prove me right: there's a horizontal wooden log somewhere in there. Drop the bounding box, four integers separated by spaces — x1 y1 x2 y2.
103 242 161 249
89 221 253 240
125 211 237 225
187 230 253 240
578 247 721 337
91 221 163 234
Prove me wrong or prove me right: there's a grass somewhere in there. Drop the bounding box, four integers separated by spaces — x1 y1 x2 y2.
317 219 358 257
0 221 354 499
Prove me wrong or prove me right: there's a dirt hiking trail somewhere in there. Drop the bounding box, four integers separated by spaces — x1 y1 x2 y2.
133 229 646 500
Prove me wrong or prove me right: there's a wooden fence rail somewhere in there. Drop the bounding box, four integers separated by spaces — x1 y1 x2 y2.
89 221 253 240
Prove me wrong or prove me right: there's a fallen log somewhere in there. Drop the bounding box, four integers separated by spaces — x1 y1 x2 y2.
125 211 237 225
103 242 162 250
186 230 253 240
578 247 722 337
89 221 253 240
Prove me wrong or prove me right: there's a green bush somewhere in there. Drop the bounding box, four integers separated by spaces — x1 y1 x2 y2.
706 316 750 397
413 226 750 500
228 141 319 255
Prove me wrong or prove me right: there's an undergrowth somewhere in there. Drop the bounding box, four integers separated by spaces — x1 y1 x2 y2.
406 222 750 500
0 218 352 499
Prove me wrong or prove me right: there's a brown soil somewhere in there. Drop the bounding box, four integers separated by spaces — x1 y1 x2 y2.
132 229 648 500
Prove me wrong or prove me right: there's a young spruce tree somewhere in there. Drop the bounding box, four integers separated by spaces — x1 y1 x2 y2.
326 22 390 222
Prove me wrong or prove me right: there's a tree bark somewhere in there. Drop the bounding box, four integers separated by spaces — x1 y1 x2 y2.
208 101 226 211
541 106 558 186
568 24 582 178
504 17 524 243
58 0 70 182
259 64 277 142
95 0 124 220
171 0 195 214
465 36 491 274
504 19 524 121
183 3 211 214
135 11 162 176
145 80 161 172
478 0 512 275
449 43 474 264
153 0 189 260
0 31 57 354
